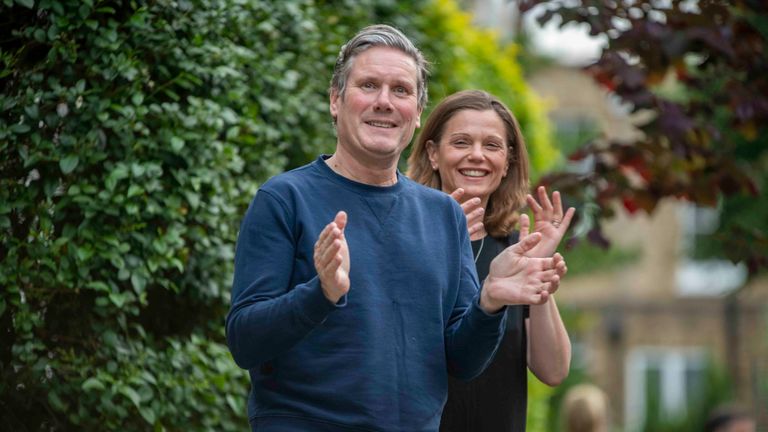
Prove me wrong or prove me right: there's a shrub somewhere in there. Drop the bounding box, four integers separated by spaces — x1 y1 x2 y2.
1 0 334 429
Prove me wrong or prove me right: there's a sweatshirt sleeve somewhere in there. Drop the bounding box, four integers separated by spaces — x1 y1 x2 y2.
225 189 344 370
443 203 506 380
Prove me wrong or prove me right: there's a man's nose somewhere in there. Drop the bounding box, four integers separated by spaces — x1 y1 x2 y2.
373 87 394 112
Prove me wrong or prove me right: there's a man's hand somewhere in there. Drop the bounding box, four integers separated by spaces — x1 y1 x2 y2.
450 188 484 238
479 232 568 313
524 186 576 258
313 211 350 303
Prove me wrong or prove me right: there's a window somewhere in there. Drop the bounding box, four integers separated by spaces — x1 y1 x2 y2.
675 203 747 296
624 347 707 432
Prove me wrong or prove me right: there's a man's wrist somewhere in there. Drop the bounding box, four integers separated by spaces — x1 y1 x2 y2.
479 278 504 314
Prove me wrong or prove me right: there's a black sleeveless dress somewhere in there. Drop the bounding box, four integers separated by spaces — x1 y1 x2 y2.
440 233 529 432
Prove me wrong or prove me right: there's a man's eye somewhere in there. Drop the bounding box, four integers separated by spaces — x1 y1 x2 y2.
362 82 376 89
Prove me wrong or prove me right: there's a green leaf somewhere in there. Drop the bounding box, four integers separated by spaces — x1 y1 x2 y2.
108 292 126 308
60 155 79 174
127 184 144 197
139 407 156 424
10 123 31 134
120 386 141 409
48 391 67 411
15 0 34 8
81 377 106 391
170 136 184 152
86 281 110 292
130 273 146 294
24 105 39 119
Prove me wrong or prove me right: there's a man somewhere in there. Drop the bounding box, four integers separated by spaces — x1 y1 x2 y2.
226 24 565 431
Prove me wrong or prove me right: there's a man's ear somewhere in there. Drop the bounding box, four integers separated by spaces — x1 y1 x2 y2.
330 89 340 120
426 140 438 170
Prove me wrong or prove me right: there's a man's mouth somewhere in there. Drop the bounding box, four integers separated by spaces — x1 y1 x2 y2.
365 120 396 128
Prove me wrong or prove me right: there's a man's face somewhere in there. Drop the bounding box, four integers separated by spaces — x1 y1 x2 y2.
330 46 421 164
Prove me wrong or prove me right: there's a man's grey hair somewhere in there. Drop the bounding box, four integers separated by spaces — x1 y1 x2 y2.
330 24 430 111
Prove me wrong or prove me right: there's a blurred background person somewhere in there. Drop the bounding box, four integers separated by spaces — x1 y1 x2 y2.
561 383 610 432
705 404 757 432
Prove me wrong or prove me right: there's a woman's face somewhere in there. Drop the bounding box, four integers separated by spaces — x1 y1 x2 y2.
427 109 509 206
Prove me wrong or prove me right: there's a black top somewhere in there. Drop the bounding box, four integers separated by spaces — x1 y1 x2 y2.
440 233 529 432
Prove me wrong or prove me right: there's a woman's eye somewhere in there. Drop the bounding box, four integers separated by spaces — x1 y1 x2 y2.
452 140 469 148
485 143 503 151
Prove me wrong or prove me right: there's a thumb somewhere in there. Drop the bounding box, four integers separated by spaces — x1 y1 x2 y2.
518 213 530 238
334 211 348 231
449 188 464 203
511 232 541 255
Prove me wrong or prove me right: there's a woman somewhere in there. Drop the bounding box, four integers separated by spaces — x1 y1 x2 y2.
407 90 574 431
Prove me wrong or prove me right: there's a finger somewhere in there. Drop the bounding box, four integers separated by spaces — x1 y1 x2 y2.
536 268 559 281
317 239 343 270
510 231 541 255
465 205 484 226
555 261 568 278
537 290 551 304
538 186 553 213
316 225 341 255
461 197 482 214
559 207 576 231
552 190 564 219
314 222 336 253
319 250 343 276
518 213 530 238
547 275 561 294
526 193 543 214
468 221 485 237
449 188 465 203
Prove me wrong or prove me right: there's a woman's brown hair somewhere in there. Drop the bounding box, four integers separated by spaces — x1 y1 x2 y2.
407 90 530 238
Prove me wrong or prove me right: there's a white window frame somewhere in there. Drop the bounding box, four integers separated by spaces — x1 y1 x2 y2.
624 347 707 432
675 203 747 297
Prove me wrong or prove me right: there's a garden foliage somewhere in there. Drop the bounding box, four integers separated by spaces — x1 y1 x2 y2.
1 0 334 429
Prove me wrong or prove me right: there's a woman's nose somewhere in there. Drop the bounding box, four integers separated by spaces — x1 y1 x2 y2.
467 143 484 160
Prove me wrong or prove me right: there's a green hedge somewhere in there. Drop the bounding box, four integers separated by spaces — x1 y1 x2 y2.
1 0 337 429
0 0 554 429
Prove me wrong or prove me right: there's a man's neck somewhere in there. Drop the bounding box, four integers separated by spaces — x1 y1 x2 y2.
325 151 399 187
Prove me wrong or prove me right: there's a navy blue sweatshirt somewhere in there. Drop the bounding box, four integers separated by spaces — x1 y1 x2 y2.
226 156 506 431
